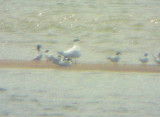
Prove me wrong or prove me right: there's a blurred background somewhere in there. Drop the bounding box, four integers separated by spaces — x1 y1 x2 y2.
0 0 160 117
0 0 160 64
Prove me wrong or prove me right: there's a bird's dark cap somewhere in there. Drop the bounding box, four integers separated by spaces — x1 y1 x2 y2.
73 39 80 42
116 51 121 55
45 50 49 53
37 44 41 48
37 45 42 51
144 53 148 56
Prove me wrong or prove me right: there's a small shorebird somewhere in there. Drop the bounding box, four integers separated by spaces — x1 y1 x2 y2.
139 53 149 64
32 45 43 61
57 39 81 64
107 51 121 63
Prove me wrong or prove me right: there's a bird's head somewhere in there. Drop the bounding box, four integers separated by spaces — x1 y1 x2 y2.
144 53 148 56
116 51 121 55
37 45 42 52
45 50 49 53
73 39 81 46
73 39 80 42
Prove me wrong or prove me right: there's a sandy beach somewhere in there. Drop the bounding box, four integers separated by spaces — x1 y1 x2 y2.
0 60 160 73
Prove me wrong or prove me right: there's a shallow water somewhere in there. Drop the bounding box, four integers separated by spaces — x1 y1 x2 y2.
0 69 160 117
0 0 160 64
0 0 160 116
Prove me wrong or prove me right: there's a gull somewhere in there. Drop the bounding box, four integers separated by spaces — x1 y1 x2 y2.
45 50 72 66
32 45 43 61
57 39 81 64
139 53 149 64
107 51 121 63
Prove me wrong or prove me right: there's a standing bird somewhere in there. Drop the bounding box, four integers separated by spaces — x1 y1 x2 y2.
139 53 149 64
57 39 81 64
107 51 121 63
32 45 43 61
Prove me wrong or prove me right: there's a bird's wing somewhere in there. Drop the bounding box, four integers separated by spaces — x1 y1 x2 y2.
64 46 76 53
139 58 148 62
107 56 119 62
57 47 75 57
57 45 81 58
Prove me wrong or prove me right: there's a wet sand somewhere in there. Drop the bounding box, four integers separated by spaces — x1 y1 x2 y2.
0 60 159 73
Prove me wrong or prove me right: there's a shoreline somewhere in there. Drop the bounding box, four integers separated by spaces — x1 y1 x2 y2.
0 60 159 73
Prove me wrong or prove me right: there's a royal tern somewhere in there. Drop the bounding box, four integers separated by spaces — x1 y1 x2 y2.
57 39 81 64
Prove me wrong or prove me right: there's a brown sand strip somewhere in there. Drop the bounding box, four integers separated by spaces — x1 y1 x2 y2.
0 60 159 73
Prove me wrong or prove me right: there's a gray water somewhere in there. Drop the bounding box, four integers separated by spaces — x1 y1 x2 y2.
0 70 160 117
0 0 160 116
0 0 160 64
